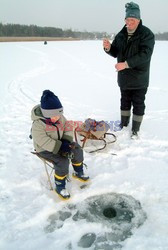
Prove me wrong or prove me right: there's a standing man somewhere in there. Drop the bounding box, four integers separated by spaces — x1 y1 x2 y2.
103 2 155 137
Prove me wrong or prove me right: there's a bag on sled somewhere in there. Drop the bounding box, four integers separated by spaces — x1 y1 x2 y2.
74 118 116 153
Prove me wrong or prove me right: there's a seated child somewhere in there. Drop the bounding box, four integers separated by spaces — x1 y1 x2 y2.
31 90 89 199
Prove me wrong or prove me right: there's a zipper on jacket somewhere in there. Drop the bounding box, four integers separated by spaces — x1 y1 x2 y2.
40 119 61 140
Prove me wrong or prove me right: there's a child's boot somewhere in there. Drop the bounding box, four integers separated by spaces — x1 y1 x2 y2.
54 174 70 199
72 162 89 182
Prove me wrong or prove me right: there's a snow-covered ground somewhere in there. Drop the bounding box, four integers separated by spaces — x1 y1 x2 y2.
0 40 168 250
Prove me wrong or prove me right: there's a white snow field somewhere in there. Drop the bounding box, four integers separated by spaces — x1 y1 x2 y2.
0 40 168 250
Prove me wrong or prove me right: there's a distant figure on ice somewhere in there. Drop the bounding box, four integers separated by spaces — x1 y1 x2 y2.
103 2 155 138
31 90 89 199
44 41 47 45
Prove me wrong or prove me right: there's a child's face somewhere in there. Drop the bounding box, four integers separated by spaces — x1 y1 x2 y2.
50 116 60 123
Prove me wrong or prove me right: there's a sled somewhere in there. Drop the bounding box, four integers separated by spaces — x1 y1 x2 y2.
74 119 116 153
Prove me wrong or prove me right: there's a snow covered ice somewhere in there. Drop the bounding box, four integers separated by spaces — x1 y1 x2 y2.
44 192 146 249
0 40 168 250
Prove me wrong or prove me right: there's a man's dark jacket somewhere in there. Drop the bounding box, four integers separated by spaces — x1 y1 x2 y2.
107 21 155 90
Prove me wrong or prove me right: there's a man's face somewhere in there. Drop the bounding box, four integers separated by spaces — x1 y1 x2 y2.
125 18 140 31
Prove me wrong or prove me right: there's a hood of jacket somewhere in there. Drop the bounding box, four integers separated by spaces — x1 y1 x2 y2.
31 104 45 121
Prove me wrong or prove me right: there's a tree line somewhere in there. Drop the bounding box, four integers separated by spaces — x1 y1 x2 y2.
0 23 167 40
0 23 110 40
155 32 168 41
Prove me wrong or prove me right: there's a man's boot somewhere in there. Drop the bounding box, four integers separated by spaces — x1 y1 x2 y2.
54 174 70 199
120 110 131 128
131 114 143 138
72 162 89 182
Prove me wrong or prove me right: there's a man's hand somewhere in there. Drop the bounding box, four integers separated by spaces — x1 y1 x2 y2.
103 39 111 51
115 62 127 71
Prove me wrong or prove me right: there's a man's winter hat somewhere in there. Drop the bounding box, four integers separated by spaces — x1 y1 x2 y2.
40 90 63 118
125 2 141 20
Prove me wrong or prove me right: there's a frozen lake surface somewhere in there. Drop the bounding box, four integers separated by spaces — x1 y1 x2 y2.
0 40 168 250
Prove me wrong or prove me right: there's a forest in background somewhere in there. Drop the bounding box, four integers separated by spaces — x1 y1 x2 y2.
0 23 167 40
0 23 110 40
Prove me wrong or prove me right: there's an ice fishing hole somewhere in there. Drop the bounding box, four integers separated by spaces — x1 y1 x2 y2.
103 207 117 218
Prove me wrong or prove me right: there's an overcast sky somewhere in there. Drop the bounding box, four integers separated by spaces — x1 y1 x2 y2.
0 0 167 34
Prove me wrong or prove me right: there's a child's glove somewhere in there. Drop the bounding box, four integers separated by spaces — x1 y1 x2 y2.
59 139 72 154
